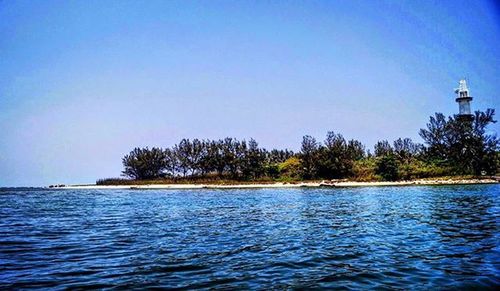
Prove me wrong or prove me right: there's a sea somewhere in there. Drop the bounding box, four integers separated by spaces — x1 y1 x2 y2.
0 185 499 289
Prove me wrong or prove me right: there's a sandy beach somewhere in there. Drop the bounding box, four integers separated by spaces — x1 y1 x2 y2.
55 178 498 190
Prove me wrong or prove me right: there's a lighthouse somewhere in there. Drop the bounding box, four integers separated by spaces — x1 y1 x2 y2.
454 79 474 121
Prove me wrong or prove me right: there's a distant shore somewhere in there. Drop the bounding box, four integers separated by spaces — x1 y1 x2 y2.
54 178 498 190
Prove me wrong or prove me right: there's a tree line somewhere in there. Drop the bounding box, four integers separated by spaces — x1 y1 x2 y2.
100 109 499 184
120 138 293 181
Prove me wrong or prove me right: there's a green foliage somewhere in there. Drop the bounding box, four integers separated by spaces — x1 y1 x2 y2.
496 152 500 175
297 132 366 180
316 132 366 179
263 149 294 179
352 158 379 181
122 147 168 180
264 164 280 179
352 155 451 181
419 109 499 175
376 155 399 181
113 108 498 183
278 157 302 179
240 139 266 180
393 138 424 162
299 135 319 179
266 149 294 163
374 140 393 157
96 178 131 185
397 159 450 180
119 137 297 181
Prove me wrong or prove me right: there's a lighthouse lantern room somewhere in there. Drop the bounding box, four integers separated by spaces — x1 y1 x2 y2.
455 79 474 121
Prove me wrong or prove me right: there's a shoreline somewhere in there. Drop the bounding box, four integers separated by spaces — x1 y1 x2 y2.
56 178 498 190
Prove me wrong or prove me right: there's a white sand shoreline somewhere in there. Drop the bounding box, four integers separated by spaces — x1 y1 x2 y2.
54 178 498 190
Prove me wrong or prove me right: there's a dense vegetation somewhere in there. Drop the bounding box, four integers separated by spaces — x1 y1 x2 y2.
97 109 499 184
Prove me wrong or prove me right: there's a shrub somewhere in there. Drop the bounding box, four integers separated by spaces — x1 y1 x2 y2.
278 157 302 179
398 159 451 180
96 178 135 185
376 155 399 181
352 158 380 181
264 164 280 179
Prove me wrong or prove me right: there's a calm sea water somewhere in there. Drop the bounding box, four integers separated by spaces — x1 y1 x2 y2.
0 185 499 289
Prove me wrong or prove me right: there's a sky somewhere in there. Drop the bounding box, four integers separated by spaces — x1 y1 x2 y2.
0 0 499 187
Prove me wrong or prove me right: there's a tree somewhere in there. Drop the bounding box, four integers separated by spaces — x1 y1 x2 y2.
471 109 499 174
419 109 499 175
347 139 366 161
164 148 179 177
266 149 294 164
315 132 366 179
374 140 393 157
189 139 204 176
278 157 302 179
222 138 240 178
209 140 226 177
122 147 167 179
240 138 265 180
116 111 498 183
376 154 399 181
264 148 294 179
197 140 213 176
418 113 450 162
175 139 192 177
316 132 348 179
300 135 319 179
393 138 423 163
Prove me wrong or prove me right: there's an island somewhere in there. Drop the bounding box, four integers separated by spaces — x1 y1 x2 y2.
54 80 499 190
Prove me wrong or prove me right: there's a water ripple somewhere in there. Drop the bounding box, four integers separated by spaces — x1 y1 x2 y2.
0 185 499 289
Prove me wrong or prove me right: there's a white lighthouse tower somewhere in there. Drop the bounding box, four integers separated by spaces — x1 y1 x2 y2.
454 79 474 121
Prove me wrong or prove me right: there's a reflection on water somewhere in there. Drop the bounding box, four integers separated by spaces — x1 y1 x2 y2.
0 185 498 289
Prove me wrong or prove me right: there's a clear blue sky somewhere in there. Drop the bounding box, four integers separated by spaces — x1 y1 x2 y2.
1 0 499 187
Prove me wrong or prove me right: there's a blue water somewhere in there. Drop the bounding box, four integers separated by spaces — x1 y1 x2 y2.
0 185 499 289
